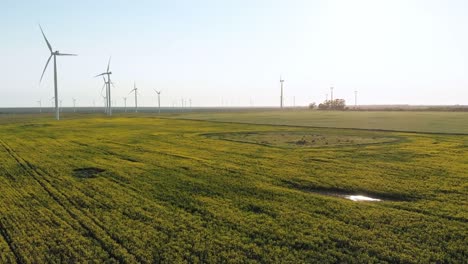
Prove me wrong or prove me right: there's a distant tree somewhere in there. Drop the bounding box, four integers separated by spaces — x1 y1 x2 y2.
308 102 316 109
318 99 346 110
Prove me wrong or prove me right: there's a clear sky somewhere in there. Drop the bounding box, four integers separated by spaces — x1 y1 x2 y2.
1 0 467 107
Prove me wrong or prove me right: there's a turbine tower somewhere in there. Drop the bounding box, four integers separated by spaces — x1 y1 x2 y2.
39 25 77 120
280 76 284 109
95 57 112 116
129 82 138 113
123 97 127 113
154 89 161 114
330 87 334 101
72 98 76 113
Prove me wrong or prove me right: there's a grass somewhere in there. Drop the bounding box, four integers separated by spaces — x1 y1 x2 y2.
0 113 466 263
168 109 468 134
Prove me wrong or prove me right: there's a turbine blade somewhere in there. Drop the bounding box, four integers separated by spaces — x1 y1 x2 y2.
101 83 106 97
107 57 111 72
56 53 77 56
39 25 53 53
40 55 53 83
95 73 106 77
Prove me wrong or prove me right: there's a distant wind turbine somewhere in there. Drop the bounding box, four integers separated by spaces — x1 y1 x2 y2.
39 25 77 120
37 100 42 113
129 82 138 113
280 76 285 109
123 97 127 113
72 98 76 113
95 57 113 116
153 89 161 114
354 90 358 109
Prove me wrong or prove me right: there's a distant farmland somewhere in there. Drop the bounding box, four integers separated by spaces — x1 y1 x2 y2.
170 110 468 134
0 114 466 262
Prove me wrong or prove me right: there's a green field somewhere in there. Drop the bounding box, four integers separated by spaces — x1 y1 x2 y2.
169 110 468 134
0 113 467 263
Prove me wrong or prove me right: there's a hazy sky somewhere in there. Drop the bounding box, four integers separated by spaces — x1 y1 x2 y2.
1 0 467 107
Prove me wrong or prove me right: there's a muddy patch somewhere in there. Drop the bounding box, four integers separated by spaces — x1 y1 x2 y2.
73 167 105 179
20 124 51 128
121 157 138 163
207 131 399 148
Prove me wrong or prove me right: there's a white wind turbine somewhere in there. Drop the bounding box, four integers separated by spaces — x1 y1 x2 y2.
37 100 42 113
39 25 77 120
95 57 113 116
129 82 138 113
123 97 127 113
72 98 77 113
153 89 161 114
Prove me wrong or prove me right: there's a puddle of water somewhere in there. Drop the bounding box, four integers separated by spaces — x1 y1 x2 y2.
345 195 381 202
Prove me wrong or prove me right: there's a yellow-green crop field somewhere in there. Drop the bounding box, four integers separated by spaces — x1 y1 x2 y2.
0 113 467 263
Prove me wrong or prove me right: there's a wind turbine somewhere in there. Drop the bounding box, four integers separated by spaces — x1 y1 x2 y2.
37 100 42 113
354 90 358 109
39 25 77 120
123 97 127 113
129 82 138 113
153 89 161 114
95 57 112 116
72 98 76 113
280 76 285 109
330 86 334 101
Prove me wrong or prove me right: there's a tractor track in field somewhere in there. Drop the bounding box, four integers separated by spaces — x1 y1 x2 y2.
0 139 144 263
0 218 25 264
